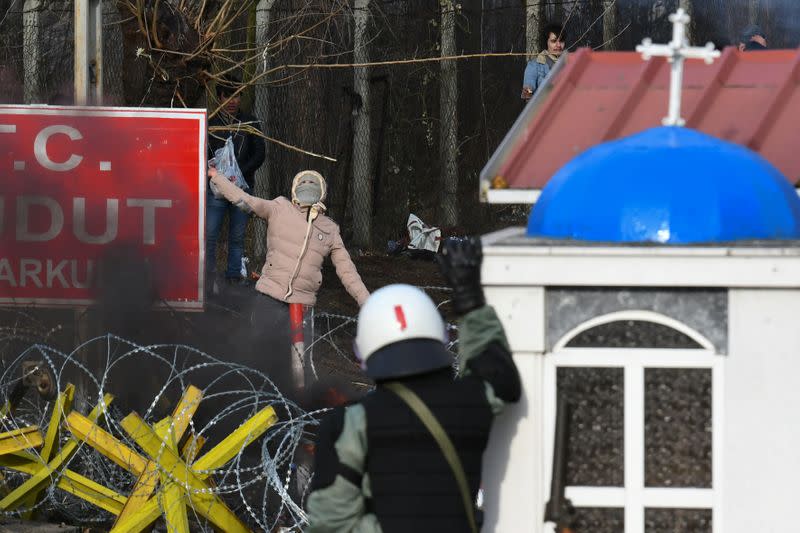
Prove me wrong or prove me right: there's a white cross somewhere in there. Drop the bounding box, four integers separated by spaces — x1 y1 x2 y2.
636 8 721 126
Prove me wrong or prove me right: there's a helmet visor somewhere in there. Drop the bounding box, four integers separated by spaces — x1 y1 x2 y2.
361 339 453 380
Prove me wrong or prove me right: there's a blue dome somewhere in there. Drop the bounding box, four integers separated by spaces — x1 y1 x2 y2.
527 127 800 243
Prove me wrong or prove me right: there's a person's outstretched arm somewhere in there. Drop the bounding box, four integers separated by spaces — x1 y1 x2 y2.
208 167 274 220
330 230 370 306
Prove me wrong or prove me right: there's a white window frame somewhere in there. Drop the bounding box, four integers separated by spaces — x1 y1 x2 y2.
543 310 724 533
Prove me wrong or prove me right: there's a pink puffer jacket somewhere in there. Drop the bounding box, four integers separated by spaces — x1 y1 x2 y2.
210 172 369 307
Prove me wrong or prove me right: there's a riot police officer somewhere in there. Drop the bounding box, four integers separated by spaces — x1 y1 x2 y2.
305 237 521 532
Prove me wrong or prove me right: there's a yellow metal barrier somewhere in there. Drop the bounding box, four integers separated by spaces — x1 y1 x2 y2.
0 391 119 518
0 449 126 514
0 383 278 533
0 427 43 456
0 390 112 514
112 407 277 533
112 385 203 527
18 384 74 518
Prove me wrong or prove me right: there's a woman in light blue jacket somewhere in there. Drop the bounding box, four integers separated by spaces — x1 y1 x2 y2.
522 23 566 100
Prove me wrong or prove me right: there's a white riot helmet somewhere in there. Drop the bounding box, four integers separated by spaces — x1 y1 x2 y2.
355 284 452 380
291 170 327 208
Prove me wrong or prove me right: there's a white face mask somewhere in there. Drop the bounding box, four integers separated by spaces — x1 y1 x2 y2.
291 170 327 208
294 179 323 206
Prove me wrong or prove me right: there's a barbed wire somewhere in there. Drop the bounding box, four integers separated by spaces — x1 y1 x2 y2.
0 329 316 530
0 284 458 530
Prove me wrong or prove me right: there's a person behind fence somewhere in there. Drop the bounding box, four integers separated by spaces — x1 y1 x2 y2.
522 22 566 101
738 24 768 51
207 167 370 389
206 74 266 290
304 237 521 533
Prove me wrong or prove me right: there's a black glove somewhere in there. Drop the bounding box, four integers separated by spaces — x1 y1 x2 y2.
437 236 485 315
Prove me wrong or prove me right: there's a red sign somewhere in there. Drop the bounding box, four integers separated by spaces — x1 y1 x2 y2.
0 105 206 309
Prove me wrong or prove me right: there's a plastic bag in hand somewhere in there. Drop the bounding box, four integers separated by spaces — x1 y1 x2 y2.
208 136 249 193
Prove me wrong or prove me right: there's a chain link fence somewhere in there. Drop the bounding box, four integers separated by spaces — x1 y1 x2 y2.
0 0 125 105
101 0 124 105
251 0 275 267
13 0 73 104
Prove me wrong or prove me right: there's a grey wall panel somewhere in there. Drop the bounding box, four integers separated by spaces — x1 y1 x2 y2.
546 288 728 354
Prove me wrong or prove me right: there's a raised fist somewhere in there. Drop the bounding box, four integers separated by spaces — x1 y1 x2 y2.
437 236 485 315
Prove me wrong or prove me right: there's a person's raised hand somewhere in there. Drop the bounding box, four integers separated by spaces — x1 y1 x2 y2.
437 236 485 315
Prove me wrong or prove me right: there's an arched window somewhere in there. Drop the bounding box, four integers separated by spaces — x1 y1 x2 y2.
556 310 715 351
544 312 722 533
565 320 703 349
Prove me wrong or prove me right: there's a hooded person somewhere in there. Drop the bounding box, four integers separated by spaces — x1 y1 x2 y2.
305 237 521 533
209 167 368 306
208 167 370 391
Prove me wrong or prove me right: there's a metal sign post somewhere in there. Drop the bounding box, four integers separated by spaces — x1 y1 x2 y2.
74 0 103 105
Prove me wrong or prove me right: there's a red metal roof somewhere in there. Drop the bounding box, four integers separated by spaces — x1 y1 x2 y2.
481 47 800 198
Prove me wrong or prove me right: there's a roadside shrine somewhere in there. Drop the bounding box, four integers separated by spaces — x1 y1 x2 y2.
480 9 800 533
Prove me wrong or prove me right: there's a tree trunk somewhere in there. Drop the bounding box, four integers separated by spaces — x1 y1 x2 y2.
439 0 458 227
242 2 258 113
748 0 759 23
525 0 541 57
679 0 694 44
552 0 564 27
23 0 41 103
602 0 619 50
102 1 124 105
352 0 372 247
252 0 278 267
